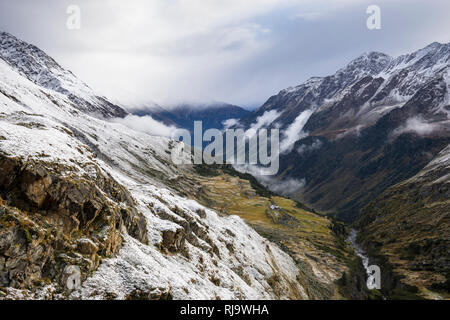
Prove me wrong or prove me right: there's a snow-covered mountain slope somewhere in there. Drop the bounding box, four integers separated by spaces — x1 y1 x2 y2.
0 35 310 299
0 32 126 118
240 42 450 137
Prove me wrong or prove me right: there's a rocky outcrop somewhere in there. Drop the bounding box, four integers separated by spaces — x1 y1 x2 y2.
0 154 147 293
160 228 185 253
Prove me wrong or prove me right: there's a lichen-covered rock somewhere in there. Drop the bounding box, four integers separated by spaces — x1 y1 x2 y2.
0 154 148 294
161 228 185 253
76 238 98 255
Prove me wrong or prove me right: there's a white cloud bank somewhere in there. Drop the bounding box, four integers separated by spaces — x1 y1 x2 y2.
236 163 305 196
250 110 282 131
267 178 306 196
112 115 178 138
245 110 282 138
222 118 239 130
297 139 323 155
280 110 313 153
392 116 442 138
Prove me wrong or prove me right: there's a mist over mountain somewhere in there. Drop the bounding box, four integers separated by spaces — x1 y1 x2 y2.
131 102 250 133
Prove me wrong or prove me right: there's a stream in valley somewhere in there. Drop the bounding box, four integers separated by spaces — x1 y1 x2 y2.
347 229 376 289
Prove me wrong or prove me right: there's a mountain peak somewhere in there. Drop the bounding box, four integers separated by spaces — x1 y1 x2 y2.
0 30 87 94
357 51 391 59
0 30 126 118
413 41 450 57
422 41 448 50
386 41 450 77
341 51 392 76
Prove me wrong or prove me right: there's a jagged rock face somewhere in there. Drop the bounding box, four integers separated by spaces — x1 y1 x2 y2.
0 32 127 118
238 42 450 222
355 145 450 298
0 154 148 291
0 32 313 300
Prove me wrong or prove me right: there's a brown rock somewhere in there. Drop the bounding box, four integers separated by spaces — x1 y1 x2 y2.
76 238 99 255
161 228 185 253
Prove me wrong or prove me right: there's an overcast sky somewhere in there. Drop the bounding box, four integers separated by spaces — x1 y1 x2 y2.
1 0 449 109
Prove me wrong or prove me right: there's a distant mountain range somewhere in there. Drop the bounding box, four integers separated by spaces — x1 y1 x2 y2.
131 102 250 133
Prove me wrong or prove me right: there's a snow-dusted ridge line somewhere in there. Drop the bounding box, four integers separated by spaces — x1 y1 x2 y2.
246 41 450 153
283 42 450 99
0 31 127 118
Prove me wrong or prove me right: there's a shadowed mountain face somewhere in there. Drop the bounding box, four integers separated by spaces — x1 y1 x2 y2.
132 103 250 133
355 145 450 299
234 44 450 298
238 42 450 222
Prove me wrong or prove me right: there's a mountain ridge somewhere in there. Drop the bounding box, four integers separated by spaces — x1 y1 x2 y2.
236 41 450 298
240 41 450 133
0 31 127 118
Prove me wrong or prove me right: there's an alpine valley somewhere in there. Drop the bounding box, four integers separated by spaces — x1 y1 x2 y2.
0 31 448 300
236 41 450 299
